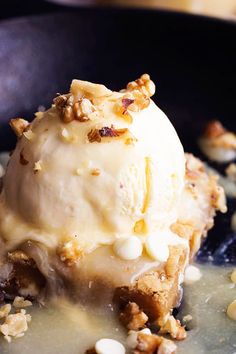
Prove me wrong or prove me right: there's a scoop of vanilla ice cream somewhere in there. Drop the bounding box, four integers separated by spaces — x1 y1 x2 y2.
0 77 185 254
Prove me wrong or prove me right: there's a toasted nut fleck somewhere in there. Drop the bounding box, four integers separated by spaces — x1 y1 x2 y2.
19 150 29 165
10 119 29 138
126 74 156 98
58 240 83 266
0 304 11 319
159 315 187 340
13 297 32 309
62 105 74 123
0 312 30 338
53 94 68 109
119 302 148 330
33 160 42 173
91 168 100 176
87 129 102 143
8 250 30 264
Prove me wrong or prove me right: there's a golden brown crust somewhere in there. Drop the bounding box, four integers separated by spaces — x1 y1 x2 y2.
114 245 188 325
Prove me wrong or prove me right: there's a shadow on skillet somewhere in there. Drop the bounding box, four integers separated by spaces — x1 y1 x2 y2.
0 8 235 263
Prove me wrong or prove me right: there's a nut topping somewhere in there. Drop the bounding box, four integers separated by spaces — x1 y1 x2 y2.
10 119 30 138
119 302 148 331
87 126 131 144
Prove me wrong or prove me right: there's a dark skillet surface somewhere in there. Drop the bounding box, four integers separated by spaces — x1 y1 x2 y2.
0 8 235 263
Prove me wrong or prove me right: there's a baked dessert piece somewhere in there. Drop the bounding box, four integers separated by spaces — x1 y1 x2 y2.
0 75 226 332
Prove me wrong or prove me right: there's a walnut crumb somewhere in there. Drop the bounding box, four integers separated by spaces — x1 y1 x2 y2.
159 315 187 341
130 331 177 354
10 118 30 138
87 126 132 144
0 309 31 341
58 240 83 266
126 74 155 98
13 297 32 309
119 302 148 330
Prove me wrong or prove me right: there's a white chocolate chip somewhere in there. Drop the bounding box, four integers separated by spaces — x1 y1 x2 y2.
184 265 202 285
113 236 143 260
227 299 236 321
230 269 236 284
95 338 125 354
145 234 169 262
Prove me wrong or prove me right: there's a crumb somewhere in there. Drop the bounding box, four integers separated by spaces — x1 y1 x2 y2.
13 297 32 309
119 302 148 330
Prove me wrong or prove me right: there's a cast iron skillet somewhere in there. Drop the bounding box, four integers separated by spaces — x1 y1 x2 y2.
0 7 235 263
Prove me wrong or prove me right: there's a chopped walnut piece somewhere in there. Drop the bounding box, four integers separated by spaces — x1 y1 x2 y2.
126 74 156 98
13 297 32 309
88 126 134 144
132 332 161 354
10 118 30 138
19 150 29 165
159 315 186 341
0 310 31 340
58 240 83 266
8 250 30 264
0 304 11 319
62 105 74 123
99 126 120 137
130 331 177 354
119 302 148 330
157 338 177 354
87 128 102 143
53 94 68 109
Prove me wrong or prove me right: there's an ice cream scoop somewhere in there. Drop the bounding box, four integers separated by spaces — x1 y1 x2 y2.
0 75 185 260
